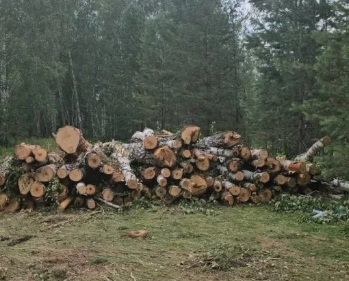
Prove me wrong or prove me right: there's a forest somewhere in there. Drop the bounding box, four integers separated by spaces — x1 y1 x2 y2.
0 0 348 180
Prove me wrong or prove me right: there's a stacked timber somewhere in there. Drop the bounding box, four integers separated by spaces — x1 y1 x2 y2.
0 125 334 213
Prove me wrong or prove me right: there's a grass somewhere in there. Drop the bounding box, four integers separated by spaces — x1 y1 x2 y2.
1 204 349 281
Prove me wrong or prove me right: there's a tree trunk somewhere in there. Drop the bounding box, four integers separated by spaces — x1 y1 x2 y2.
295 136 331 162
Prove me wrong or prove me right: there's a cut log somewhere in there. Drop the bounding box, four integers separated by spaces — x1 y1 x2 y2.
55 125 92 154
180 162 194 174
295 136 331 162
0 157 13 186
195 157 210 171
32 146 47 162
34 164 56 182
76 182 87 195
86 152 101 169
69 168 86 182
239 146 251 160
57 184 69 202
251 149 268 160
131 128 155 143
243 182 257 192
86 198 96 209
0 193 9 210
273 175 287 186
144 136 158 150
242 170 270 184
157 175 167 187
239 188 251 203
57 197 73 213
14 143 33 160
180 178 192 191
4 198 20 212
18 173 34 195
251 159 265 168
227 159 240 173
102 188 115 202
112 153 138 189
182 190 192 199
200 131 241 148
197 147 238 158
57 164 74 179
152 146 177 168
101 164 114 175
213 180 223 192
330 179 349 192
181 149 192 158
217 165 244 182
265 157 281 173
221 191 234 206
168 185 182 198
222 180 240 196
74 196 85 207
30 181 46 198
143 167 157 180
111 169 125 183
190 174 207 195
158 139 182 150
86 184 96 195
181 125 200 145
279 160 306 174
155 186 167 198
171 168 183 180
285 177 297 188
250 192 261 204
205 176 214 187
25 156 35 164
297 173 311 186
161 168 171 178
258 189 272 203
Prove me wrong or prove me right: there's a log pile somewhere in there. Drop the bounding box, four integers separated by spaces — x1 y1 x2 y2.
0 125 334 213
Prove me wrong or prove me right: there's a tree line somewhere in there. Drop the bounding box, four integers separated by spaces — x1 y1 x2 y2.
0 0 348 179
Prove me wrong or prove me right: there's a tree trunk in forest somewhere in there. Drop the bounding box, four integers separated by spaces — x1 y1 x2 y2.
295 136 331 162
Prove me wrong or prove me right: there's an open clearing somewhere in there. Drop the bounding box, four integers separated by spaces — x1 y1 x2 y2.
1 204 349 281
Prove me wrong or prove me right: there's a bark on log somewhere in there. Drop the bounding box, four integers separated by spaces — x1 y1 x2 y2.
57 164 75 179
158 139 182 150
295 136 331 162
242 170 270 184
55 125 92 154
239 146 251 161
157 175 167 187
57 197 73 213
243 182 257 192
221 191 234 206
76 182 87 195
0 157 13 186
217 165 244 182
265 157 281 173
111 153 138 189
190 174 208 196
199 131 241 148
330 179 349 192
222 180 240 196
251 149 268 160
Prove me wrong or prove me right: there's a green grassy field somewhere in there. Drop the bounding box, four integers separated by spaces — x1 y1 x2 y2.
1 204 349 281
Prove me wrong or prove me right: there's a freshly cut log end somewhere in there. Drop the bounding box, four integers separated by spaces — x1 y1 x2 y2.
161 168 171 178
56 125 92 154
69 168 85 182
180 162 194 174
213 180 223 192
243 182 257 192
25 156 35 164
143 167 157 180
143 136 158 150
181 125 200 145
251 149 268 160
229 185 241 196
30 181 46 198
274 175 287 186
0 193 9 210
258 189 272 203
57 197 73 213
14 143 32 160
228 160 240 173
280 160 307 174
180 178 192 191
233 171 244 182
86 184 96 195
190 174 207 195
4 198 20 213
127 179 138 190
258 172 270 184
32 146 47 162
171 139 182 150
86 198 96 209
18 173 34 195
252 159 265 168
102 188 115 202
155 186 167 198
102 164 114 175
297 173 311 186
76 182 87 195
168 185 182 198
153 146 177 168
34 164 56 182
224 131 241 147
172 168 184 180
239 188 251 203
222 192 234 207
239 147 251 160
196 158 210 171
157 175 167 187
266 157 281 173
57 165 70 179
181 149 192 159
112 170 125 183
87 153 101 169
